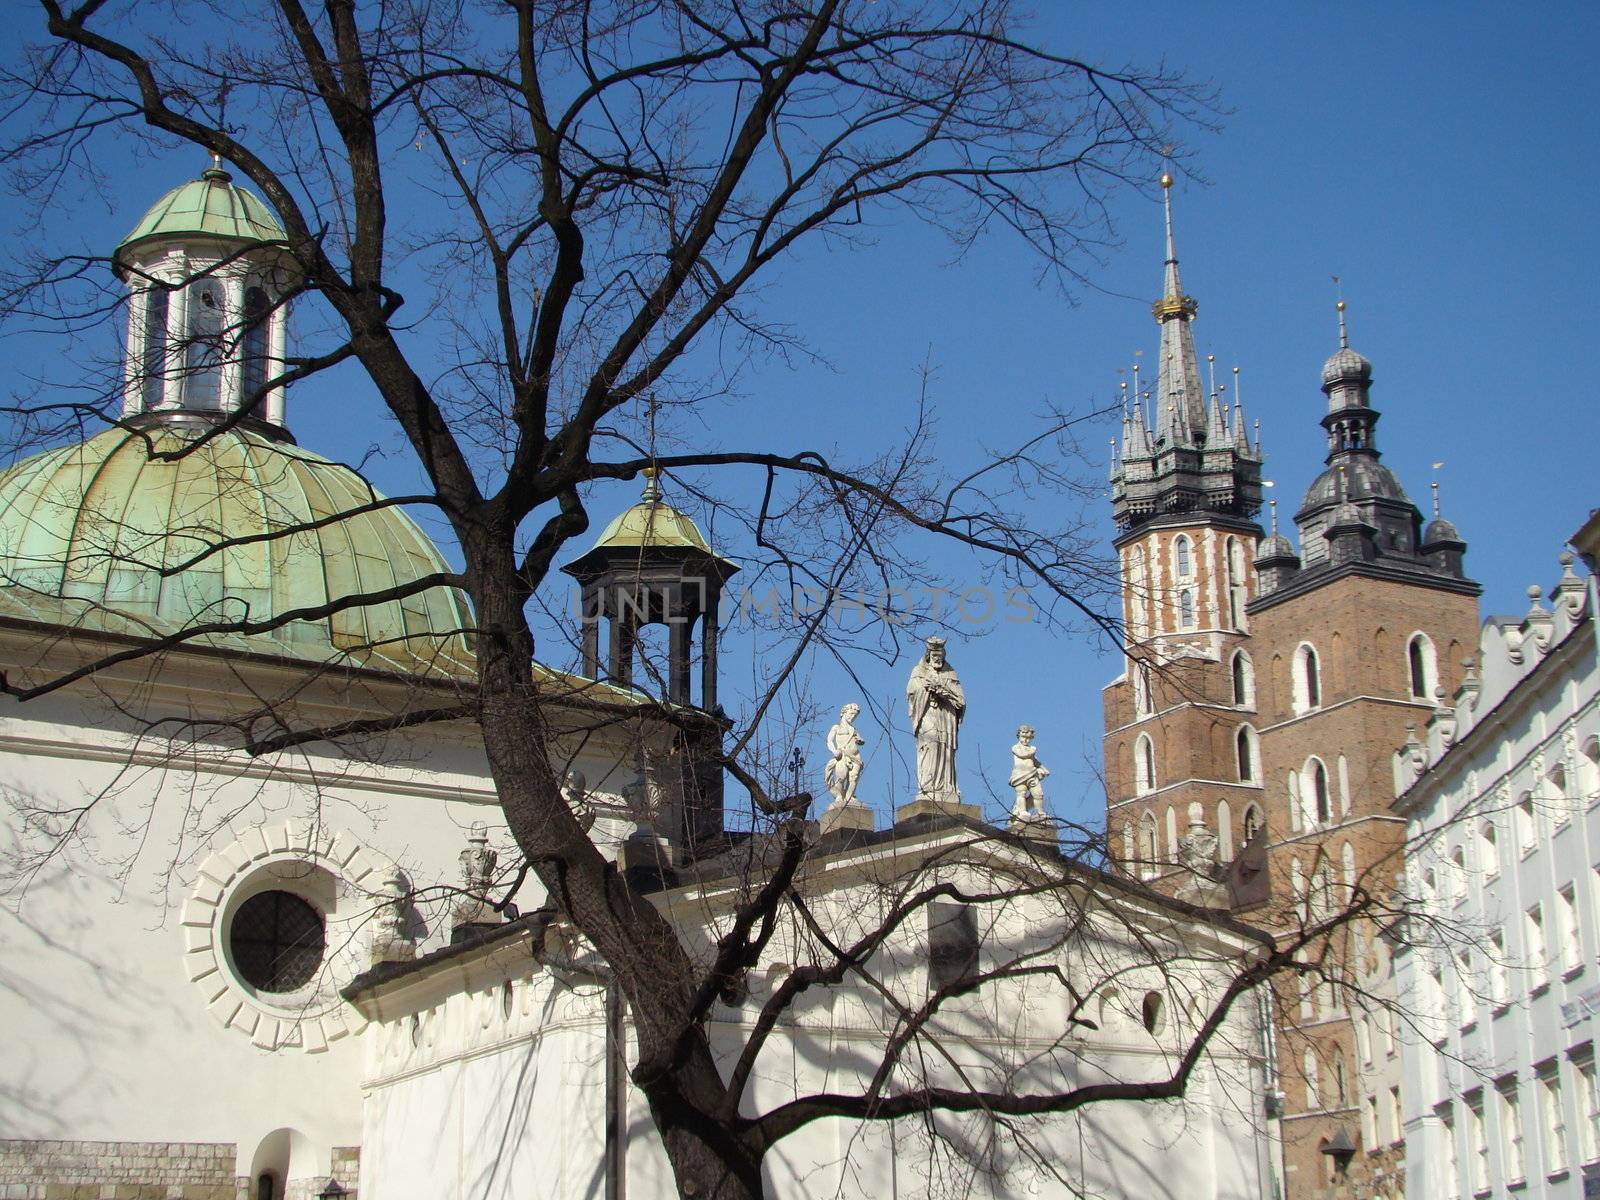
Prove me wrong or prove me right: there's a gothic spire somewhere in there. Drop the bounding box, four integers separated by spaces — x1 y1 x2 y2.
1153 174 1206 446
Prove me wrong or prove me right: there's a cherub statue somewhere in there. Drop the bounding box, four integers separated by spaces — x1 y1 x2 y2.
823 703 866 805
1009 724 1050 821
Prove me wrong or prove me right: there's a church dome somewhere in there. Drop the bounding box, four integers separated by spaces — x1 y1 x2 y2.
1300 457 1410 512
0 425 474 676
114 165 286 277
1320 345 1372 389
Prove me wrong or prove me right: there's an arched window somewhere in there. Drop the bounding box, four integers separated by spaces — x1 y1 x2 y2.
1242 803 1264 844
1178 589 1195 629
1226 536 1243 583
184 277 227 410
1139 813 1159 875
1294 643 1322 713
1228 586 1242 630
1408 633 1436 700
1334 1056 1348 1107
1127 545 1149 638
1236 726 1258 782
1304 1049 1320 1109
1174 534 1192 578
1121 822 1134 867
1166 806 1179 861
1310 758 1332 826
1579 736 1600 802
1231 650 1254 707
241 286 271 408
1217 799 1233 862
1141 990 1166 1036
140 286 169 410
1288 770 1303 833
1516 790 1537 852
1134 734 1155 795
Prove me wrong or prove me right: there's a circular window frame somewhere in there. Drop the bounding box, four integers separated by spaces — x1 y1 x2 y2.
181 821 391 1052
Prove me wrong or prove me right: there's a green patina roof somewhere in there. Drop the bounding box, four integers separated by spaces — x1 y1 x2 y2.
589 471 718 555
115 166 286 268
0 425 475 678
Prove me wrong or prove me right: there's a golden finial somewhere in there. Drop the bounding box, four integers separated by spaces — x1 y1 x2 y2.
1160 172 1174 189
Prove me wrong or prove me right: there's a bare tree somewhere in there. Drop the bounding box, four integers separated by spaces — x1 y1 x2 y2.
0 4 1308 1197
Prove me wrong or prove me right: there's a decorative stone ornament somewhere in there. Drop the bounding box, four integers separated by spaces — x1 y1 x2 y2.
451 822 500 937
823 703 865 806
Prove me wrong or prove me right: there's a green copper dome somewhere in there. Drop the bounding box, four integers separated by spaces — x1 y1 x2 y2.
114 166 286 275
0 426 474 677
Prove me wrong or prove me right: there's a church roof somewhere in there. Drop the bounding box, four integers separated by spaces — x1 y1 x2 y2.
0 424 475 677
585 470 727 559
114 164 286 275
1300 456 1411 511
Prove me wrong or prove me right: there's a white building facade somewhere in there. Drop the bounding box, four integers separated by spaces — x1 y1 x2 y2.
1393 513 1600 1199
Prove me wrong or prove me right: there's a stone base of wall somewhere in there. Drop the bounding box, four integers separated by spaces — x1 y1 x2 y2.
0 1140 359 1200
0 1139 236 1200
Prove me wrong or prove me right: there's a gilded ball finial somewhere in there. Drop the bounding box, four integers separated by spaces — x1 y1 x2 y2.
1336 299 1346 313
1159 172 1173 189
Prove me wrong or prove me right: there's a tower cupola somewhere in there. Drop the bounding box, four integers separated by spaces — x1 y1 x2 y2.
114 159 299 440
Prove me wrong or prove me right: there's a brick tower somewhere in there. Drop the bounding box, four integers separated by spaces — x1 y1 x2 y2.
1104 173 1266 888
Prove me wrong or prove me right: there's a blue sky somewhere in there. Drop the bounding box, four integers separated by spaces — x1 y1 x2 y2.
2 4 1595 833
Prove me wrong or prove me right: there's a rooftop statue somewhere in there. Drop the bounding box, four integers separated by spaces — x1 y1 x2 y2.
906 636 965 807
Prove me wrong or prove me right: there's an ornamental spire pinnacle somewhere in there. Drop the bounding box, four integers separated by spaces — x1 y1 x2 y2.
1152 174 1206 446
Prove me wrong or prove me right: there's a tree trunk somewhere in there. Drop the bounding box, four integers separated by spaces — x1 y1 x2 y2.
648 1088 765 1200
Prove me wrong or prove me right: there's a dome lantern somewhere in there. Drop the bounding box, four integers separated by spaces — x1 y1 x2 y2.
114 159 299 440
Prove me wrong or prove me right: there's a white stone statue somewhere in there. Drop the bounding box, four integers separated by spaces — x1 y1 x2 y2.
823 703 866 806
906 636 965 806
1008 725 1050 822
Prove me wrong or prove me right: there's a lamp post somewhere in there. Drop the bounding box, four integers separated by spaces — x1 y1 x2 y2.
317 1180 347 1200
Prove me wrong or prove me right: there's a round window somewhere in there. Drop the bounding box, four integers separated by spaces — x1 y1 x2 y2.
229 890 326 993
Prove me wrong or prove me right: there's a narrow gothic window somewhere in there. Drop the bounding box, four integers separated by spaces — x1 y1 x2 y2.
1312 760 1331 826
1174 535 1192 578
1178 589 1195 629
1231 650 1252 706
1139 812 1159 871
1295 644 1321 710
241 286 271 407
1135 735 1156 794
1236 727 1256 782
140 286 169 410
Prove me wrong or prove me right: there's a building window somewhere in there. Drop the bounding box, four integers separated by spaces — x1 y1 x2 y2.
1408 632 1436 700
1230 650 1253 706
1559 883 1583 973
1466 1091 1489 1194
1293 643 1321 713
1174 534 1192 579
1362 1093 1377 1149
1540 1064 1568 1174
1178 589 1195 629
1479 820 1499 877
1578 736 1600 803
1498 1078 1525 1184
1127 545 1149 638
1438 1105 1459 1200
1334 1055 1349 1107
1139 813 1159 876
241 285 271 407
1133 660 1152 716
1304 1049 1320 1110
1574 1052 1599 1163
1134 734 1156 795
140 285 170 410
183 277 227 410
1216 800 1234 862
1516 791 1538 853
1488 928 1510 1008
1389 1083 1403 1145
228 890 326 994
1236 726 1257 782
1308 758 1332 827
1141 990 1166 1036
1526 905 1548 988
927 903 979 995
1455 949 1476 1027
1355 1012 1372 1064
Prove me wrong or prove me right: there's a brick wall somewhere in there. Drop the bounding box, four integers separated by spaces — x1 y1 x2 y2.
0 1139 235 1200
